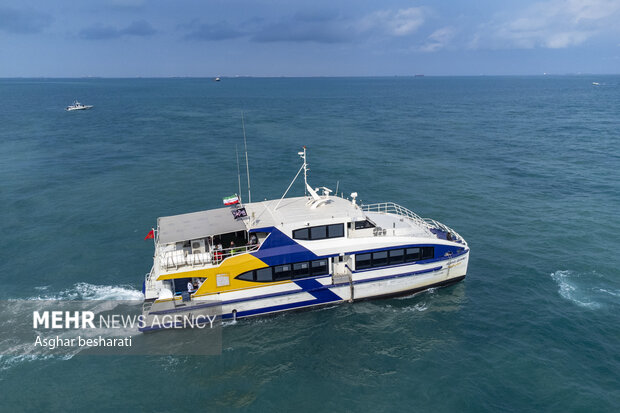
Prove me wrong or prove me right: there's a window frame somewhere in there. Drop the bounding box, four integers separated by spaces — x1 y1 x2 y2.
293 223 345 241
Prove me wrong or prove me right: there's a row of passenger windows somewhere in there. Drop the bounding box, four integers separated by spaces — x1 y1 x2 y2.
293 224 344 241
236 259 329 282
355 247 434 270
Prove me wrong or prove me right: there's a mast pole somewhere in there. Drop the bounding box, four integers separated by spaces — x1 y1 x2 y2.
235 144 242 204
242 112 252 203
302 146 308 196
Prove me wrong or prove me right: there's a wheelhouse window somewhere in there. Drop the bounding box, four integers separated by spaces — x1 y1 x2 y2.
292 228 309 240
354 220 376 230
293 223 345 240
327 224 344 238
310 225 327 240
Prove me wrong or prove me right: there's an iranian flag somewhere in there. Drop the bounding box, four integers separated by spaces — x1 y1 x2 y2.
223 194 240 205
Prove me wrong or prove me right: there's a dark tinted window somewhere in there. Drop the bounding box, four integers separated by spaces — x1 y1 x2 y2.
292 262 310 278
421 247 434 260
388 249 404 264
256 268 273 282
274 264 291 280
292 228 309 240
405 247 421 262
355 220 375 230
311 259 328 275
327 224 344 238
356 253 371 270
310 226 327 240
372 251 388 267
237 271 254 281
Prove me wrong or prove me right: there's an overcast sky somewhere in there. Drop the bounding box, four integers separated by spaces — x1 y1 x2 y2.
1 0 619 77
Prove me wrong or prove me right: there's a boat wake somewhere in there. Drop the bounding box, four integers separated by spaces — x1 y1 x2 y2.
27 282 143 301
550 270 620 310
1 283 143 372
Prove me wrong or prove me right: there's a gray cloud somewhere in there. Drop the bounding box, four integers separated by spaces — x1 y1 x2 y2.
122 20 157 36
79 20 156 40
180 7 429 45
472 0 620 50
0 7 52 34
183 21 245 41
252 12 352 43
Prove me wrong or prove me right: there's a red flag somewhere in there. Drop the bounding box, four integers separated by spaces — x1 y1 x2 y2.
144 229 154 240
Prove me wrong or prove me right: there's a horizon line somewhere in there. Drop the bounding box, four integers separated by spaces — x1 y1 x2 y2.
1 73 618 79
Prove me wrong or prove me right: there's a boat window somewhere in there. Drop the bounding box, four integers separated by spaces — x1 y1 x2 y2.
355 253 371 270
421 247 434 260
292 228 309 240
256 267 273 282
388 249 405 264
327 224 344 238
405 247 421 262
310 226 327 240
372 251 388 267
236 259 332 282
292 262 310 278
274 264 292 280
311 259 328 275
355 220 375 230
294 224 345 240
237 270 254 282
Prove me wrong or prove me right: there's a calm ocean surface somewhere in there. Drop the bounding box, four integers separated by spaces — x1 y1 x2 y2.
1 76 619 411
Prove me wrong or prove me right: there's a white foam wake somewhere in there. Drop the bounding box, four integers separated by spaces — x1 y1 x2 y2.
29 282 143 301
550 270 619 310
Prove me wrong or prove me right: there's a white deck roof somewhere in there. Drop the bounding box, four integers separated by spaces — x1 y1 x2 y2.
157 207 248 244
244 196 365 229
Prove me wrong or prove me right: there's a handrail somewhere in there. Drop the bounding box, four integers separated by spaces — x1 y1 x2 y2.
158 244 260 269
361 202 467 245
361 202 430 229
211 244 260 265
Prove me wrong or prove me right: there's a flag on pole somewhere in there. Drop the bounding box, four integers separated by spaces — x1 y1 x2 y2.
223 194 240 205
144 229 154 240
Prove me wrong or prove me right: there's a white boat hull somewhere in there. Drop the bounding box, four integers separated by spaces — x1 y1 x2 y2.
141 251 468 331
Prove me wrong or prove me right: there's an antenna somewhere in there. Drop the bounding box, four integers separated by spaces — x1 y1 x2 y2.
242 112 252 203
298 146 308 197
235 144 242 204
275 146 309 210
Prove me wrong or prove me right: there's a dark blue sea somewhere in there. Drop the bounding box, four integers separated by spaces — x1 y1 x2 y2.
1 76 619 411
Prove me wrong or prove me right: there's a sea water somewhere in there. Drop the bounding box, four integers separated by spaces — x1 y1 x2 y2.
1 76 619 411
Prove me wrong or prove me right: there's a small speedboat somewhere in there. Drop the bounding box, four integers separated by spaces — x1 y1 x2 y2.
66 100 93 111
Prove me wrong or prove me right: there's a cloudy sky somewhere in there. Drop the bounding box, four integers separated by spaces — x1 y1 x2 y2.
1 0 619 76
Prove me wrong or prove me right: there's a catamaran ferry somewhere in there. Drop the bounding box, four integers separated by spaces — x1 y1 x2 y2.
140 148 469 330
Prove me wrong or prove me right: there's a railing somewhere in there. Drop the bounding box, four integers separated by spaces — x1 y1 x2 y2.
362 202 431 230
361 202 467 245
158 244 260 270
144 267 156 290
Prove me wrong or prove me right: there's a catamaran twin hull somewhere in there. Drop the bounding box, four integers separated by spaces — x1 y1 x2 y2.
141 195 469 332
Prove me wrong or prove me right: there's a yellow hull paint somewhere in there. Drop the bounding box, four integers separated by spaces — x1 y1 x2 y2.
156 253 271 295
